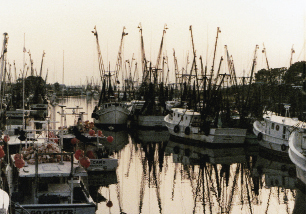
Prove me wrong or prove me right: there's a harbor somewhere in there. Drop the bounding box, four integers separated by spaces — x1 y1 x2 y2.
0 96 303 214
1 2 306 213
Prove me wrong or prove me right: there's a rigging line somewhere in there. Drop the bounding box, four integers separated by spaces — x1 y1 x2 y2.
244 164 253 214
116 182 123 213
192 166 203 214
171 163 178 200
284 188 289 214
201 164 206 214
204 163 213 213
265 188 272 214
227 164 241 213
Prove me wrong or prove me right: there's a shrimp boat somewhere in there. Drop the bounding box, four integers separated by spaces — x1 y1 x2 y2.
2 115 96 213
92 96 131 129
288 129 306 186
57 105 118 172
253 105 306 155
91 26 131 130
5 151 96 214
70 128 118 172
164 108 247 146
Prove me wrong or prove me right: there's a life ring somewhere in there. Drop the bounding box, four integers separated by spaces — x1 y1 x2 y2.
185 126 191 135
174 125 180 133
257 132 263 141
281 144 287 151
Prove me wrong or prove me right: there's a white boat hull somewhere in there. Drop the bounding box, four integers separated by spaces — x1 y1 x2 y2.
14 204 96 214
0 188 9 214
164 113 246 145
253 118 293 154
136 115 165 127
94 104 130 125
289 131 306 185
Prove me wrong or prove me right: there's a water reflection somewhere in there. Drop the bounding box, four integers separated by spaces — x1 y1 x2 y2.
54 97 301 214
293 182 306 214
252 153 296 214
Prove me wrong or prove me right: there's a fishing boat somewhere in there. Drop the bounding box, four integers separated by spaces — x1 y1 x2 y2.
288 130 306 186
2 110 96 213
57 105 119 172
253 105 306 155
164 107 247 146
70 128 118 172
128 99 167 129
91 26 131 130
5 150 96 213
92 96 131 129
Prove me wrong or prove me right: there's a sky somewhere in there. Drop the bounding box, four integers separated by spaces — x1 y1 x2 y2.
0 0 306 86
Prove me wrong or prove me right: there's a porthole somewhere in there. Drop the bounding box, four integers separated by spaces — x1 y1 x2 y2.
276 125 279 131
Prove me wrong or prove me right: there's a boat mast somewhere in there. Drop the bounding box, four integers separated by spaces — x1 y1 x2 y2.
262 43 269 70
39 50 46 77
22 33 26 129
92 26 105 82
0 33 8 116
138 23 149 85
208 27 221 92
155 24 168 84
62 50 64 101
115 26 128 90
290 45 295 67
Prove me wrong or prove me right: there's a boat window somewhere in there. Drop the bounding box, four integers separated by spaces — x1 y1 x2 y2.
186 116 188 120
181 116 184 121
271 123 274 129
276 125 279 131
283 126 286 139
174 113 175 117
178 114 180 118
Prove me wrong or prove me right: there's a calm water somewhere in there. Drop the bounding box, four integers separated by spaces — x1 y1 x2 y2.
52 96 305 214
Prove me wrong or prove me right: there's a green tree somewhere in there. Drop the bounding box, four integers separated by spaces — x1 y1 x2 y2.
283 61 306 85
53 82 61 93
255 67 286 84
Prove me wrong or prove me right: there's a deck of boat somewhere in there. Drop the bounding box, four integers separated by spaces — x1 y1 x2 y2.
11 155 87 177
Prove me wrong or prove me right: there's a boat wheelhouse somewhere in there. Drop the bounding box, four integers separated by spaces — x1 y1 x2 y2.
5 152 96 214
253 110 306 155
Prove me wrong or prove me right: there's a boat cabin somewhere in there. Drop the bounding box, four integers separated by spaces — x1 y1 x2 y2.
263 112 303 141
169 108 201 127
8 152 96 213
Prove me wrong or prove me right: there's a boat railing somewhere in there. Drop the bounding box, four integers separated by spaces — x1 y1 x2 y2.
33 152 75 204
191 122 201 127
